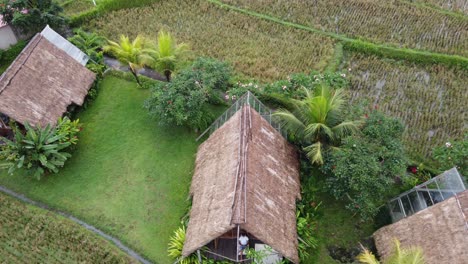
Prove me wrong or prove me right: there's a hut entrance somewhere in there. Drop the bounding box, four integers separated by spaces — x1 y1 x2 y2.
203 228 282 263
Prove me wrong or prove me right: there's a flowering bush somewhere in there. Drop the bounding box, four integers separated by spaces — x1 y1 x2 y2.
432 134 467 177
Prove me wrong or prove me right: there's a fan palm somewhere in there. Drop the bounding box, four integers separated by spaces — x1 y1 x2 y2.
104 35 154 87
149 30 189 82
357 239 424 264
273 85 359 165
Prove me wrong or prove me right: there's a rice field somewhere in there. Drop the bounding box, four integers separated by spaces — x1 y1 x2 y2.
86 0 335 81
341 52 467 157
219 0 468 57
418 0 468 14
0 192 136 263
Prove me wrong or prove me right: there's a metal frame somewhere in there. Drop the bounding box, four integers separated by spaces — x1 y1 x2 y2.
196 91 286 141
388 167 465 223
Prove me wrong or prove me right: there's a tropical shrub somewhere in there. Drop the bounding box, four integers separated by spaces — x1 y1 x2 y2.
148 30 190 82
68 28 106 64
144 58 231 130
103 35 154 87
322 111 407 219
0 0 66 35
167 226 199 264
432 134 468 177
296 208 319 261
56 117 81 146
274 85 360 165
0 122 75 179
357 239 424 264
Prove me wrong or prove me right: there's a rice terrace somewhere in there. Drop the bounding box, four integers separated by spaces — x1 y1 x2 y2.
0 0 466 264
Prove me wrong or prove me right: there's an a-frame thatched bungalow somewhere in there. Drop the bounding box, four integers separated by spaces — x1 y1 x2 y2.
0 26 95 134
182 93 301 263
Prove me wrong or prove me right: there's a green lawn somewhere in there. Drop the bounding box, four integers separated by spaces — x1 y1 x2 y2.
0 192 137 263
0 76 200 263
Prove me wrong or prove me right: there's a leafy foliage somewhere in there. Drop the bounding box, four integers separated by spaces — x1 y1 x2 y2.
321 111 407 219
144 58 231 130
357 239 424 264
432 134 467 177
104 35 154 87
274 85 360 165
0 0 66 35
167 226 198 264
0 40 27 74
148 30 190 81
68 28 106 64
0 118 80 180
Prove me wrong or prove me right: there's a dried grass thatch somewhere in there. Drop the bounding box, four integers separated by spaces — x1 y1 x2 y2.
0 33 95 127
183 106 301 263
374 190 468 263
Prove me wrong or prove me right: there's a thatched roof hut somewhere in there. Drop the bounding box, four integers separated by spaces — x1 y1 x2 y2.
0 29 95 127
182 105 301 263
374 190 468 263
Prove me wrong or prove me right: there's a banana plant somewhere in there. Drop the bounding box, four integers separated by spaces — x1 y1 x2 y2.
1 122 72 180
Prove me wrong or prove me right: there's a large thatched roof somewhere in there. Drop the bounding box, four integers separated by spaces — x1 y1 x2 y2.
374 190 468 263
0 32 95 127
183 106 301 263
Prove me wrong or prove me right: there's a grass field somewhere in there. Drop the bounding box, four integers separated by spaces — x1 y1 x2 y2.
219 0 468 57
341 53 467 157
86 0 335 81
0 192 137 263
0 76 200 264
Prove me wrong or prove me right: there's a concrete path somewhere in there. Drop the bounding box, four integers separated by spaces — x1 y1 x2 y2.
103 56 166 82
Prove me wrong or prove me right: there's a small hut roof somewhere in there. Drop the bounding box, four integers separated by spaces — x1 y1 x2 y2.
183 106 301 263
374 190 468 263
0 33 95 127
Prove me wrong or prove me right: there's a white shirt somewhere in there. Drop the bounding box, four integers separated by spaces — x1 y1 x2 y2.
239 235 249 245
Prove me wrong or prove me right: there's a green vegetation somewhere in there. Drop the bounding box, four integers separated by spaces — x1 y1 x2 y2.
274 85 360 165
148 30 190 82
144 58 231 131
0 192 136 263
0 0 66 35
322 111 407 219
87 0 335 81
167 226 198 264
218 0 468 57
432 134 468 177
1 118 80 180
68 28 106 64
0 76 200 263
0 41 27 74
342 52 467 157
357 239 424 264
104 35 153 86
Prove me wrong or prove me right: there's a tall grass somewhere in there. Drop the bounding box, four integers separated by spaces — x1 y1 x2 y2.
342 52 467 157
416 0 468 15
87 0 335 81
220 0 468 57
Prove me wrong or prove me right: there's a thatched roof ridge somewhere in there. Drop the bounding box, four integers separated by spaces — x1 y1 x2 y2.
374 190 468 263
0 33 95 127
183 106 301 263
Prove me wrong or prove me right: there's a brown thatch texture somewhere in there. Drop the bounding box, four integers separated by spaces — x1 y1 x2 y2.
0 34 95 127
374 190 468 264
183 106 300 263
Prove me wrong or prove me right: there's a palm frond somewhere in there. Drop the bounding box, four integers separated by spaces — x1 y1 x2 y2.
303 142 324 165
273 109 306 138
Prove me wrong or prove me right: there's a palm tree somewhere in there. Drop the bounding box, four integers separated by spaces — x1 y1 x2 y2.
104 35 153 87
357 239 424 264
68 29 106 63
273 85 360 165
149 30 189 82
